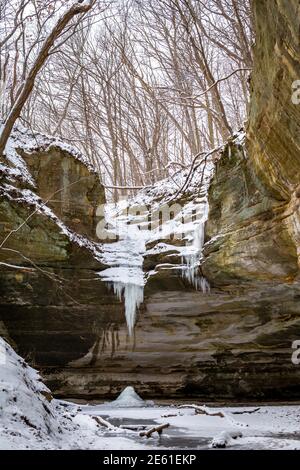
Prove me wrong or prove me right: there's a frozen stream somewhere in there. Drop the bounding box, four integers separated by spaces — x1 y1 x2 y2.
78 403 300 450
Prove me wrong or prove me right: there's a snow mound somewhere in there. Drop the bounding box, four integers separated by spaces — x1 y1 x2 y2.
109 386 153 408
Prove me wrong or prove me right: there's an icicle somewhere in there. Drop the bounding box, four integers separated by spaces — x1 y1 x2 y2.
199 276 210 293
181 201 210 293
111 282 144 336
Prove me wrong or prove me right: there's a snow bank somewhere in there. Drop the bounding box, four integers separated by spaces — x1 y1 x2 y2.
0 338 143 449
211 430 243 448
0 337 71 449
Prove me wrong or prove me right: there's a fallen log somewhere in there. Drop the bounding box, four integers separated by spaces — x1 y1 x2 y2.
139 423 170 438
91 415 115 430
120 424 148 431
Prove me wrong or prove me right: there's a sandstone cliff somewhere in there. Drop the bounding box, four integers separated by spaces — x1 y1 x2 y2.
0 127 128 381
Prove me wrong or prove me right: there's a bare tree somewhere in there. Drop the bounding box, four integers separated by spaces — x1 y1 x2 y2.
3 0 253 195
0 0 96 156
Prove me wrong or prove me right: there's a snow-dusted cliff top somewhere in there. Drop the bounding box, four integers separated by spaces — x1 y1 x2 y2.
0 123 96 186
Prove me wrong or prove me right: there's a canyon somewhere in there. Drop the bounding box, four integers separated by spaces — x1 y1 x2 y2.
0 0 300 401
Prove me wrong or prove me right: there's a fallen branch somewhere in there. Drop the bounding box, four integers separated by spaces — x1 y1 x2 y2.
120 424 148 431
178 404 249 428
232 407 260 415
103 184 151 190
139 423 169 438
91 415 115 430
179 404 225 417
170 144 223 202
0 261 35 271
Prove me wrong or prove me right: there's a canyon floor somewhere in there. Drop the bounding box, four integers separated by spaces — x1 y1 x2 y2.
1 337 300 450
3 400 300 450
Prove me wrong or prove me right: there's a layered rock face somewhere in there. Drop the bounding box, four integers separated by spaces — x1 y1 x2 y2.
0 139 129 381
1 0 300 401
248 0 300 201
20 145 103 240
199 0 300 397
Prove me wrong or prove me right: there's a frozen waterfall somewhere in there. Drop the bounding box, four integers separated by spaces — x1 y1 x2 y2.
99 265 145 337
98 159 213 335
181 200 210 293
98 202 146 337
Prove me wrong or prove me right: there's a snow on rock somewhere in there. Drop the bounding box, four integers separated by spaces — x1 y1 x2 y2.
0 122 96 186
1 183 103 261
108 386 154 408
0 336 76 449
125 149 216 291
0 123 104 262
211 430 243 448
0 338 56 441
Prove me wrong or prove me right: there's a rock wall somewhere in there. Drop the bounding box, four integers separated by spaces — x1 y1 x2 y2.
20 145 103 240
202 142 299 285
198 0 300 397
247 0 300 201
0 143 129 384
